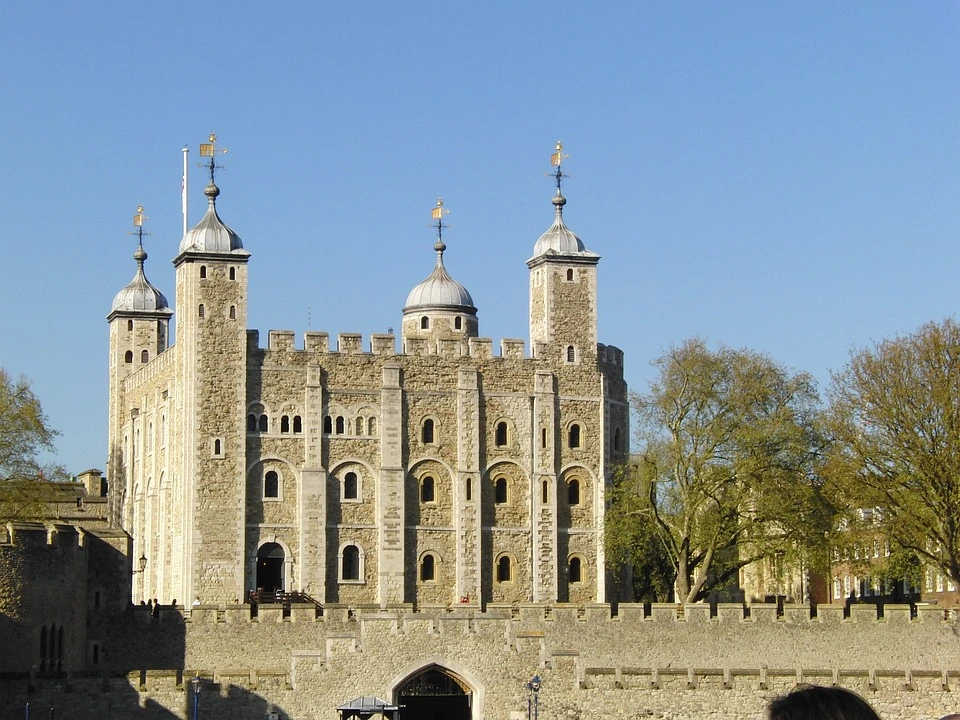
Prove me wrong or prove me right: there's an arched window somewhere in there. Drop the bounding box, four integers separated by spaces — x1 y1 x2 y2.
127 319 133 331
124 350 133 364
264 470 279 498
541 428 547 448
420 316 429 330
422 418 434 444
455 316 462 330
495 421 508 447
247 414 257 432
496 555 512 583
198 304 205 318
567 268 574 281
355 417 364 435
421 476 435 503
542 480 548 504
141 349 149 363
335 416 344 434
567 345 575 363
229 305 236 320
213 439 222 456
229 267 236 280
368 417 377 435
259 414 268 433
343 471 358 500
293 416 302 433
465 477 472 501
323 416 332 434
567 479 581 505
281 415 290 433
568 423 582 449
199 265 206 279
569 556 582 583
420 554 436 582
342 545 360 581
495 477 508 504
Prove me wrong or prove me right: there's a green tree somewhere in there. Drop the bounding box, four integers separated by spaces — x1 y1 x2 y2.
605 463 675 602
0 369 66 520
625 338 829 604
826 318 960 589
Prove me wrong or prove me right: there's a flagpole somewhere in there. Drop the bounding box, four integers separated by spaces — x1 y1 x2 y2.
182 145 189 236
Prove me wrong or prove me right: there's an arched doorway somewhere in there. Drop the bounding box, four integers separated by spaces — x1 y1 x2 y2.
256 542 285 593
396 666 471 720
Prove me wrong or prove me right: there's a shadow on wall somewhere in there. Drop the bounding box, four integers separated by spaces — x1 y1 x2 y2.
4 673 294 720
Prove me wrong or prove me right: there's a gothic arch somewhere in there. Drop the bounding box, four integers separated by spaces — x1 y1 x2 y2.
389 660 484 720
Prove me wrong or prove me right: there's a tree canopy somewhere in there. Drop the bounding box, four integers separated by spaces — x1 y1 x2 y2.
0 369 66 520
610 338 829 604
826 318 960 589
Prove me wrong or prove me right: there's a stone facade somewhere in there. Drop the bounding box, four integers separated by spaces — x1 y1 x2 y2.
107 170 628 611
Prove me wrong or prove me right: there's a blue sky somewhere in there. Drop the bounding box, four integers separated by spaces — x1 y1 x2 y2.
2 3 959 473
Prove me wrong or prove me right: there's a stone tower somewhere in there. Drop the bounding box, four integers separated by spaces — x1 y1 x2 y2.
527 143 600 363
172 162 251 604
106 211 172 545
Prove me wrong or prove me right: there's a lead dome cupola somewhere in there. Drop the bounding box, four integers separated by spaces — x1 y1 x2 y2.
111 245 171 314
178 181 244 254
404 237 476 311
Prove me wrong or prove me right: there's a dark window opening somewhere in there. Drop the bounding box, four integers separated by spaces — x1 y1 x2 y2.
293 415 302 433
568 423 581 449
420 554 436 582
422 418 434 444
124 351 133 364
569 557 582 583
542 480 548 504
199 266 206 279
496 556 511 583
455 316 462 330
323 416 332 434
421 476 435 503
247 414 257 432
281 415 290 433
127 319 133 331
567 268 574 281
568 479 581 505
229 267 236 280
264 470 279 498
141 349 149 363
614 427 621 452
495 421 508 447
344 472 358 499
335 416 344 434
342 545 360 580
420 316 429 329
567 345 575 362
198 304 205 318
214 439 222 455
495 477 508 504
229 305 236 320
259 414 268 433
465 477 472 501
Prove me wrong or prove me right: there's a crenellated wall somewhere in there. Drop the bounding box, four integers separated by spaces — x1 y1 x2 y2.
4 602 960 720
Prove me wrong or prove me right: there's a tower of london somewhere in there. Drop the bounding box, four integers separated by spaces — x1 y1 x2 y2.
106 142 629 610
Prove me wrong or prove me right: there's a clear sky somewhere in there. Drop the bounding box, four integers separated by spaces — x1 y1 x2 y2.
2 2 959 473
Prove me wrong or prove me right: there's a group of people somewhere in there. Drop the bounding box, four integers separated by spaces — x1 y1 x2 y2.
139 597 176 617
769 684 956 720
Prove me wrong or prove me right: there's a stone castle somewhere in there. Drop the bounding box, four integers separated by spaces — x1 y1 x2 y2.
106 141 628 610
2 143 959 720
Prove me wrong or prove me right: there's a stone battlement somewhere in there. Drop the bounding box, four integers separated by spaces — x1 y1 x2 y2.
248 329 625 366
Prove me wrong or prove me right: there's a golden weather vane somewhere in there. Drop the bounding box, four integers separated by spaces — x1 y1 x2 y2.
548 140 570 195
198 132 228 183
130 204 150 248
431 197 450 243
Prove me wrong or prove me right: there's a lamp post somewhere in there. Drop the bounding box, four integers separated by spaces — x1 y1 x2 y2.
191 675 201 720
527 675 541 720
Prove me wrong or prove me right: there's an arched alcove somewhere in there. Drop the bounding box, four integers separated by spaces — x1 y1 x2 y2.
394 664 473 720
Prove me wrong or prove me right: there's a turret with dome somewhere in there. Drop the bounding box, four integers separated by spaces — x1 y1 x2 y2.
401 198 479 347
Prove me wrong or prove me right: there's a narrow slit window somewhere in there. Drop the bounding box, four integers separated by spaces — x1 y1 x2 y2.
420 316 429 330
323 416 332 434
259 414 268 433
496 556 511 583
541 480 548 504
229 305 236 320
421 476 435 503
567 345 575 363
568 479 581 505
568 423 581 449
422 418 434 444
229 267 236 280
495 421 508 447
465 477 472 501
420 554 436 582
281 415 290 433
198 304 205 318
342 545 360 580
199 266 206 279
293 416 302 433
336 416 344 434
344 472 358 500
455 316 462 330
495 477 508 504
247 414 257 432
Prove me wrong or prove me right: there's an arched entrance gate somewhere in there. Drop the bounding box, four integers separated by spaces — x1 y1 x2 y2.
396 665 471 720
256 542 284 593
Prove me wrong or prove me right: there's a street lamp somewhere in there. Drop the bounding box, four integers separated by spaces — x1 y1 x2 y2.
190 675 201 720
132 554 147 574
527 675 541 720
